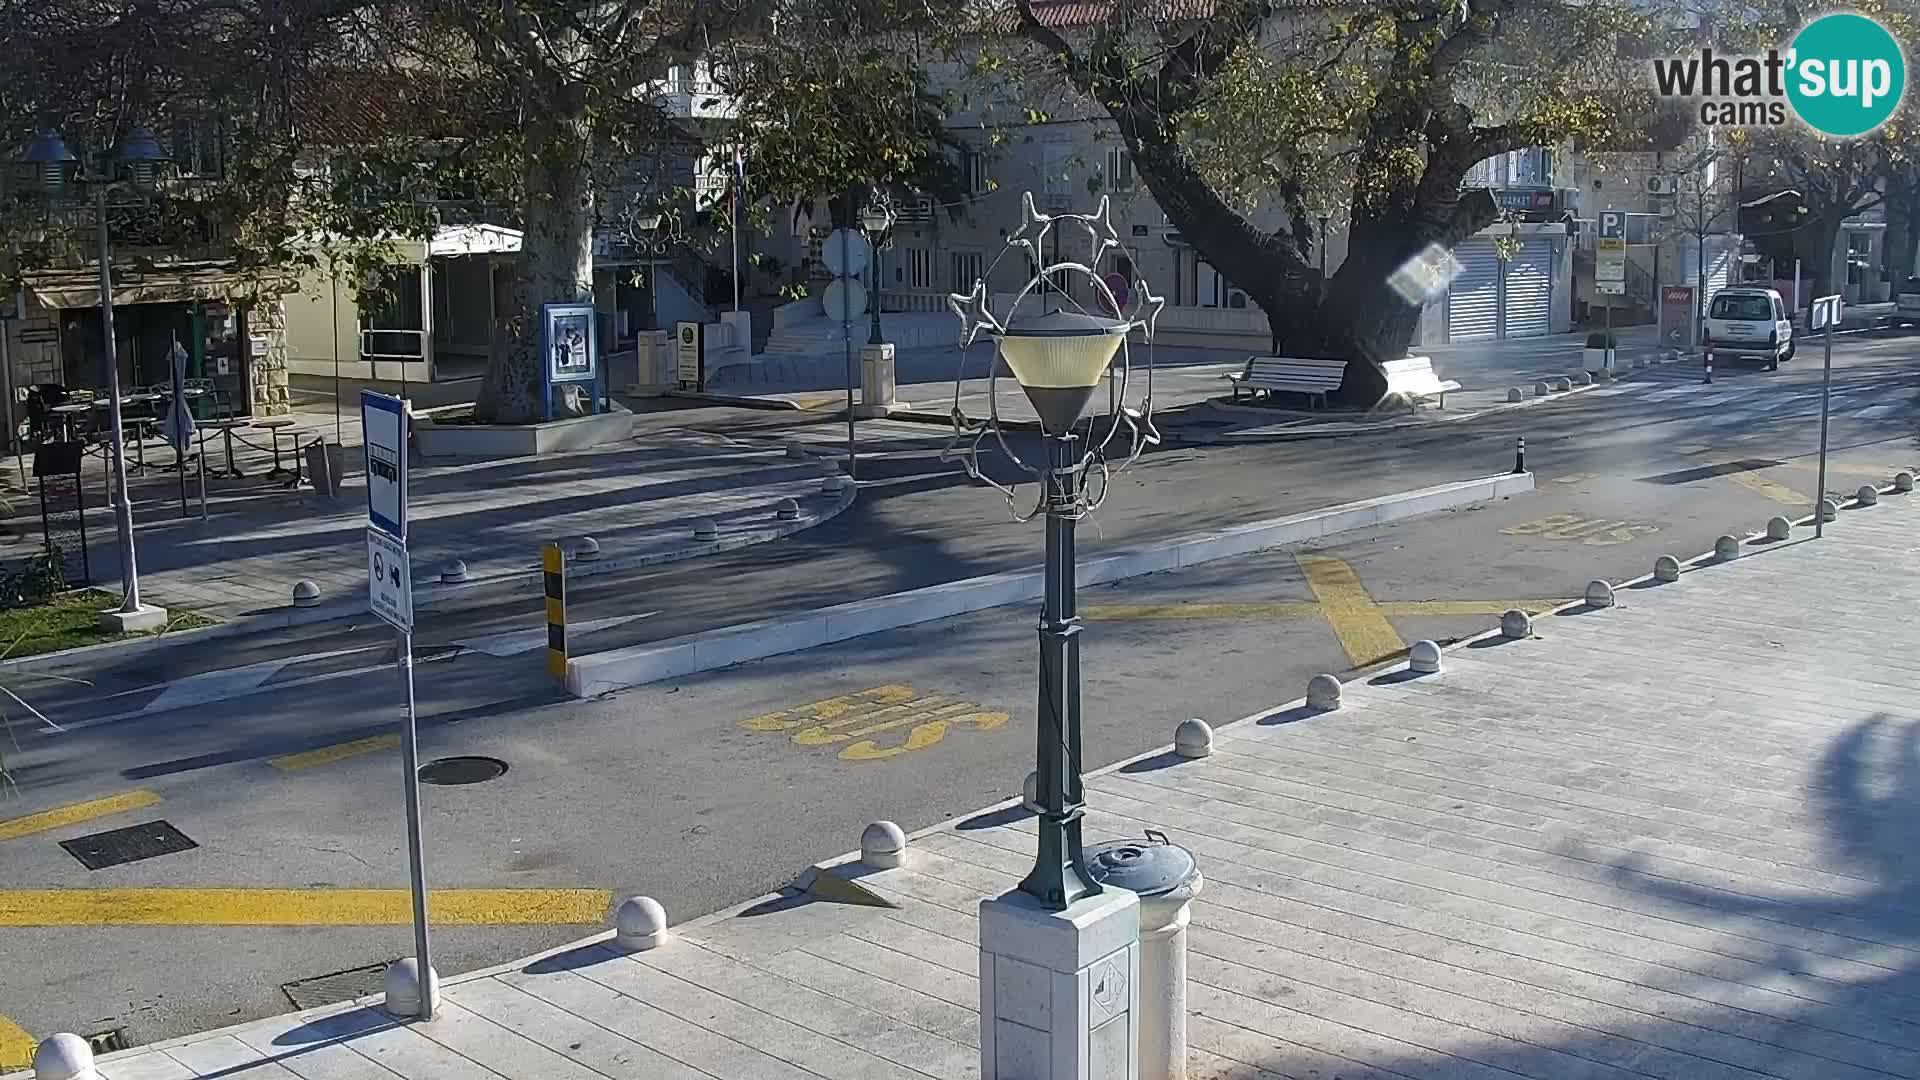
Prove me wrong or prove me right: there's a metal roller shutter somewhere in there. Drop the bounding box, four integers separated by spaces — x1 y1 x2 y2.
1502 241 1554 339
1447 239 1500 342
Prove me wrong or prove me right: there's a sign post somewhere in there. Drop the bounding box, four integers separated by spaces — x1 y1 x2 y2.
1809 295 1843 538
675 321 704 392
1596 212 1627 357
360 389 432 1019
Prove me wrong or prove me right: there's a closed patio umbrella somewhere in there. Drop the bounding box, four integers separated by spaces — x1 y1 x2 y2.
161 338 197 517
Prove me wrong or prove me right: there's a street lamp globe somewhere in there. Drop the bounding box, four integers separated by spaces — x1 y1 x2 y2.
117 126 168 163
859 206 891 234
633 211 663 234
23 128 76 193
991 309 1129 434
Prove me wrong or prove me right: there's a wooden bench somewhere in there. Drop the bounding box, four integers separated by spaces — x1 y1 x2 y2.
1223 356 1346 408
1379 355 1461 409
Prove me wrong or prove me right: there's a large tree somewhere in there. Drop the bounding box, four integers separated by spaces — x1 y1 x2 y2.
998 0 1682 400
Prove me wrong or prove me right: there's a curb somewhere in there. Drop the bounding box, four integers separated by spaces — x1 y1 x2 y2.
566 470 1535 696
0 477 857 677
663 389 804 411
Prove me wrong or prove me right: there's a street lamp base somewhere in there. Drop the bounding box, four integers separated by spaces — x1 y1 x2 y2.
980 886 1140 1080
98 603 169 634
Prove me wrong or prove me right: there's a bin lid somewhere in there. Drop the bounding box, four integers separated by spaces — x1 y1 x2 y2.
1085 832 1197 897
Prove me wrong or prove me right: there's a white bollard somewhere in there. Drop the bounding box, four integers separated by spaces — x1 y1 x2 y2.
1507 387 1523 403
1576 370 1593 385
786 441 810 460
1408 640 1442 674
1896 471 1915 493
383 957 440 1018
1551 377 1573 392
1173 718 1214 758
1765 515 1793 540
821 475 851 495
31 1033 95 1080
568 536 601 562
1499 609 1532 639
1533 381 1553 397
1021 770 1041 813
861 820 907 868
1856 484 1879 506
440 559 470 584
1818 498 1839 522
1714 535 1741 561
291 580 321 608
1653 555 1681 583
613 896 669 952
1306 673 1342 710
775 498 800 521
693 519 719 541
1585 580 1615 608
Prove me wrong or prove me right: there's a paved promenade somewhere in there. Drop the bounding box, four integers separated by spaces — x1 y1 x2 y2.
15 482 1918 1079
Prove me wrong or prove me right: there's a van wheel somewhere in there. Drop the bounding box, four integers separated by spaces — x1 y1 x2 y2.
1783 343 1796 363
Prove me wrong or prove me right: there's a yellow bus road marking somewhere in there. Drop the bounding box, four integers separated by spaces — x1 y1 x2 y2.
0 790 160 842
740 685 1010 762
1500 513 1661 545
1297 555 1406 668
1552 472 1599 483
270 734 401 772
0 888 613 927
0 1014 32 1070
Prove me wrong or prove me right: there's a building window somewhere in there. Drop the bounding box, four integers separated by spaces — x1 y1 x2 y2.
965 152 990 195
1041 143 1072 206
1104 149 1134 191
171 114 222 178
951 251 983 290
903 248 934 289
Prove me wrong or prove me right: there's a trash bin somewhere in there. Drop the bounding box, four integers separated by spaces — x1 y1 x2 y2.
305 441 347 497
1086 831 1203 1080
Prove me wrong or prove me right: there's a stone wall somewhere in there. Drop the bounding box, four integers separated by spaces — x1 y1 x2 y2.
249 297 291 416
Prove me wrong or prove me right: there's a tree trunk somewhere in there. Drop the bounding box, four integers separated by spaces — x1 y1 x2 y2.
1801 213 1847 314
479 111 597 424
1887 173 1919 285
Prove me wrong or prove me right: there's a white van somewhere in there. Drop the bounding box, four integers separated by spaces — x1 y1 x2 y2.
1704 287 1794 370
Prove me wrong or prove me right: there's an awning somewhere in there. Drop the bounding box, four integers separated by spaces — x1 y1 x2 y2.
24 262 267 311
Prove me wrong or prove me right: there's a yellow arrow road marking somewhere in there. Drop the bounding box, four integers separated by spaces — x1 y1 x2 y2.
0 1014 32 1071
0 888 612 927
0 790 160 842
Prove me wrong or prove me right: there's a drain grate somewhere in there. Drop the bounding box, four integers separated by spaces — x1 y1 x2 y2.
417 756 508 785
84 1029 128 1056
60 820 198 870
282 961 392 1010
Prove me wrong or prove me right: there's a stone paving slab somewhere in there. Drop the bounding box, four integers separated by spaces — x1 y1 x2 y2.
18 489 1920 1079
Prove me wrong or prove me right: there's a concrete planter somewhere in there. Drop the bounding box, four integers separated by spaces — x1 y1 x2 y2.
1581 347 1615 373
414 404 636 458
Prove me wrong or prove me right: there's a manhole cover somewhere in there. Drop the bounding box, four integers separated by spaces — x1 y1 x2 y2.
60 820 198 870
417 756 508 785
283 961 390 1010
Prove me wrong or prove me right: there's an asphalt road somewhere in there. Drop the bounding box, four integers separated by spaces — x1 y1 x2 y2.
1 329 1917 1055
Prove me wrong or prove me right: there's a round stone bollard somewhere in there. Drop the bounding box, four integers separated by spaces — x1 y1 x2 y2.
1408 640 1442 674
822 476 850 495
1714 535 1741 561
613 896 669 952
1534 381 1553 397
292 580 321 608
786 441 810 460
383 956 440 1018
1576 370 1594 386
1500 609 1532 639
440 559 470 584
1306 673 1343 711
1856 484 1879 507
861 820 907 869
31 1033 95 1080
1174 718 1214 758
1507 386 1523 403
1818 498 1839 523
1021 770 1041 813
775 498 800 521
567 536 601 562
1585 580 1616 608
1653 555 1682 583
1896 470 1915 493
1551 377 1573 392
1765 515 1793 540
1085 837 1202 1080
693 519 719 541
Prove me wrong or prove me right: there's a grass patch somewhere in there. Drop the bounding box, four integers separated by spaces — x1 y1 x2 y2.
0 589 218 661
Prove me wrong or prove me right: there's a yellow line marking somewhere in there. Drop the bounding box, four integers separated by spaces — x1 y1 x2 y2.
0 888 613 927
0 1014 33 1071
1083 602 1322 620
0 790 160 842
270 734 400 772
1772 460 1908 478
1296 555 1406 668
793 396 844 411
1723 466 1813 507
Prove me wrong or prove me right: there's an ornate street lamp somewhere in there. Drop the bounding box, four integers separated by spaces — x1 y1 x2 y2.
859 199 895 346
944 192 1163 907
615 201 686 332
22 126 171 631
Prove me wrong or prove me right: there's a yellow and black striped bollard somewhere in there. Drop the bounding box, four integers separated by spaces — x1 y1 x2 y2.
543 543 567 681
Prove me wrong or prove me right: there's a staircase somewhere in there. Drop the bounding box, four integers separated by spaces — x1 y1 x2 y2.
760 311 959 360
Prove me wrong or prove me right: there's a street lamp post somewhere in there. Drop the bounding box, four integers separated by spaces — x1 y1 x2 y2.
860 202 894 346
24 127 169 632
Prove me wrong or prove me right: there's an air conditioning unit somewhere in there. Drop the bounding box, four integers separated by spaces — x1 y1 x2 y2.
1646 176 1678 195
